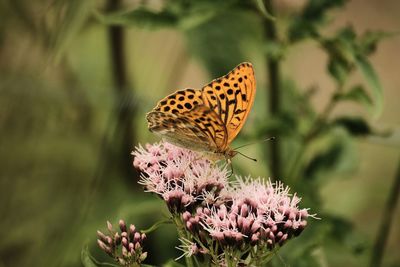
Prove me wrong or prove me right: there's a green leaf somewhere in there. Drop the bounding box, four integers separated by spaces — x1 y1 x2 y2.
81 245 98 267
327 58 349 86
95 8 178 28
142 218 173 234
334 85 373 111
354 55 383 118
359 30 397 55
255 0 276 21
333 116 372 136
304 139 346 180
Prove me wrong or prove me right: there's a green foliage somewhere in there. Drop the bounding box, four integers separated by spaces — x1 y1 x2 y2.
334 85 373 111
333 117 372 136
81 246 101 267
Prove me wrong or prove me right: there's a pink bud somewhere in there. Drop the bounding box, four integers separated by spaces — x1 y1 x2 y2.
122 237 128 248
129 224 136 235
119 219 127 232
240 204 249 217
97 230 107 243
182 211 191 221
284 220 293 228
134 232 141 243
114 233 121 245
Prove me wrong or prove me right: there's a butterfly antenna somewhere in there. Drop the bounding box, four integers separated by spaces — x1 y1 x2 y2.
233 137 276 150
236 151 257 162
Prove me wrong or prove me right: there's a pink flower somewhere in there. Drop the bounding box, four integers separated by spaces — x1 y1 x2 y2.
132 141 229 212
132 141 317 252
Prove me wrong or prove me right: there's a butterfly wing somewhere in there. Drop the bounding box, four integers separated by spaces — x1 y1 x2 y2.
201 62 256 145
147 62 255 153
152 88 204 114
146 105 227 153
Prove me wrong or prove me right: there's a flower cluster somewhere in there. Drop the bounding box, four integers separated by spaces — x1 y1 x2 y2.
133 142 228 213
97 220 147 266
132 141 316 265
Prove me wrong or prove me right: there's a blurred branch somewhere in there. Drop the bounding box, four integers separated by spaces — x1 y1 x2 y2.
264 0 280 181
370 158 400 267
107 0 138 181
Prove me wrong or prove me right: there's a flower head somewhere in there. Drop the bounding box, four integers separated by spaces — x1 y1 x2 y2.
132 142 229 212
132 141 317 263
97 220 147 265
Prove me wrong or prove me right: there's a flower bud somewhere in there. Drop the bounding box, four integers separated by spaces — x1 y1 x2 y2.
114 232 121 245
134 232 141 243
141 233 146 241
97 230 108 243
107 221 113 232
119 219 127 232
122 237 128 248
97 240 113 256
140 252 148 261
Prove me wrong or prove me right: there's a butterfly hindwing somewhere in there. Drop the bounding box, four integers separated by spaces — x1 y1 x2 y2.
153 88 204 114
146 105 227 153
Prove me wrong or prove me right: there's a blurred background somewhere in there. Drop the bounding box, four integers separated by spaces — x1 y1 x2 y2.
0 0 399 266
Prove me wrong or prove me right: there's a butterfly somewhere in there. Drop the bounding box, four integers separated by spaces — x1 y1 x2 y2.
146 62 256 161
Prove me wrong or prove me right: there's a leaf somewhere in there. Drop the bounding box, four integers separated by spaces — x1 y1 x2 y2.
304 139 346 181
354 55 383 118
81 245 98 267
327 58 349 86
142 218 173 234
334 85 373 111
333 116 372 136
288 0 347 42
95 8 178 28
255 0 276 21
360 30 397 55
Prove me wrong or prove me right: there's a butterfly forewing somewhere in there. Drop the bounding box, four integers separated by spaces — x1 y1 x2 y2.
201 62 255 144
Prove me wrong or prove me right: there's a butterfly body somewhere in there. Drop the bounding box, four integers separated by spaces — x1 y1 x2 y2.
146 62 255 161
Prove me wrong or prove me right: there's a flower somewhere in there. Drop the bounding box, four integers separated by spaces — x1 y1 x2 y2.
132 142 229 212
132 141 317 265
97 220 147 266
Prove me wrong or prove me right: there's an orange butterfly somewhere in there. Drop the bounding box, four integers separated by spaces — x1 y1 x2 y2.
146 62 256 161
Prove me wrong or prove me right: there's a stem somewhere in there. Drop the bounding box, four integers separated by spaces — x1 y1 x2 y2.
264 0 281 181
172 216 195 267
369 158 400 267
107 0 138 181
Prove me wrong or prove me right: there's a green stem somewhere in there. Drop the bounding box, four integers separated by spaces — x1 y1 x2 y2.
369 158 400 267
263 0 281 181
172 216 195 267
